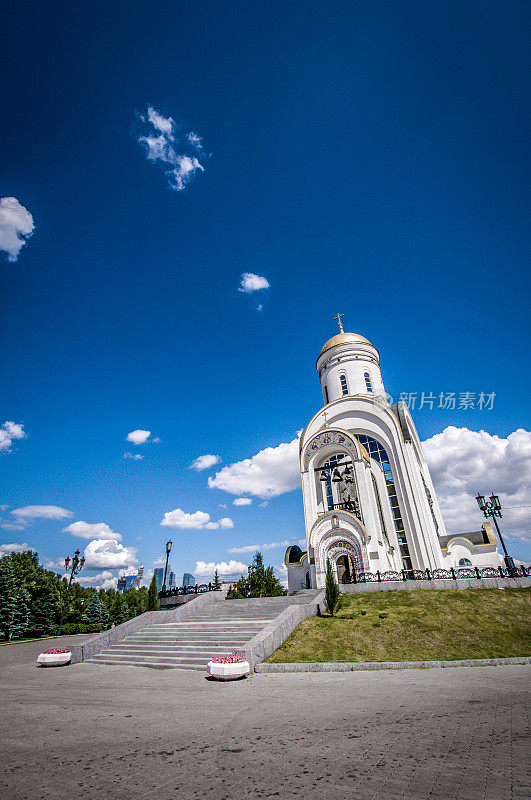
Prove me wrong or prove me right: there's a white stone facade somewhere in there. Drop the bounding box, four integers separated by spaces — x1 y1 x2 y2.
286 328 503 592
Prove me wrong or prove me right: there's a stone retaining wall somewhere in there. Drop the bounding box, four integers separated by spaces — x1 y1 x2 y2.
233 591 325 669
340 576 531 593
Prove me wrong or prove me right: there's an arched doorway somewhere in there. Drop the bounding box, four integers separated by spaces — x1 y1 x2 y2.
335 554 354 584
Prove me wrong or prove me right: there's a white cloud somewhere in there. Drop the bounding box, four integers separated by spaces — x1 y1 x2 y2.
208 435 300 499
83 539 138 569
123 451 143 460
423 426 531 542
233 497 252 506
0 420 27 453
160 508 234 530
0 197 34 262
0 521 27 531
228 539 294 554
76 570 115 588
152 556 166 566
274 564 288 577
126 429 151 445
62 521 122 542
147 106 174 135
190 454 221 471
11 505 73 521
238 273 270 293
152 437 161 444
195 560 248 577
0 542 32 554
136 105 207 192
170 156 204 192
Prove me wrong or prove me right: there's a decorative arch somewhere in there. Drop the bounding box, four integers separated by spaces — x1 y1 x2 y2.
302 428 363 472
314 524 369 574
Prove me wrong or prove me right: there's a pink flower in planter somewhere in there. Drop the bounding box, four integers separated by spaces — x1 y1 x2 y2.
42 648 70 654
211 654 245 663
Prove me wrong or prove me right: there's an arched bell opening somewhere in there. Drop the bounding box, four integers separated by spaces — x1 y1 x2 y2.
314 451 360 517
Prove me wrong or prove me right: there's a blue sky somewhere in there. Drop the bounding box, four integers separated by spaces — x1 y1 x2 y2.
1 0 530 585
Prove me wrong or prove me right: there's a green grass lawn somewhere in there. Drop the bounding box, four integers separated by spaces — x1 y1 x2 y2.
267 588 531 663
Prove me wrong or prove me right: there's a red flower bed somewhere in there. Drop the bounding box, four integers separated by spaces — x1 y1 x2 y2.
42 648 70 654
211 654 246 663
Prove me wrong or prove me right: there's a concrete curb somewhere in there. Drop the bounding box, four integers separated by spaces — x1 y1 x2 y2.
70 590 224 664
255 656 531 673
233 591 325 669
340 576 531 594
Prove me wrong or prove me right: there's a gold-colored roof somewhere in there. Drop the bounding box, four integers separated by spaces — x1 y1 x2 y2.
318 332 372 358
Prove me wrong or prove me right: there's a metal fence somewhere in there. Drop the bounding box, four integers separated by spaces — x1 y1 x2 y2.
158 584 218 599
348 565 531 584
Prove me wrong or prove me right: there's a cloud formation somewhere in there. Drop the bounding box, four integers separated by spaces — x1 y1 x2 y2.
62 521 122 541
233 497 252 506
195 560 248 577
76 570 117 590
0 421 27 453
126 429 151 445
423 426 531 542
0 197 34 262
238 273 270 293
11 505 73 521
123 451 143 460
0 542 32 554
136 105 207 192
83 539 138 569
208 435 300 499
160 508 234 530
190 454 221 471
228 539 297 554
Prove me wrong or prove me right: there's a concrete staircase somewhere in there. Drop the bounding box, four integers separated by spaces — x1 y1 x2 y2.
88 594 320 670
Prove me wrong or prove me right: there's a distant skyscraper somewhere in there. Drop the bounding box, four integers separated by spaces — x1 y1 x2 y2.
124 574 137 590
154 568 164 591
135 564 144 589
117 576 126 592
183 572 195 588
169 571 176 589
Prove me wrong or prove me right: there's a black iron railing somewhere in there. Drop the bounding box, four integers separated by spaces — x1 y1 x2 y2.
158 583 219 599
345 565 530 584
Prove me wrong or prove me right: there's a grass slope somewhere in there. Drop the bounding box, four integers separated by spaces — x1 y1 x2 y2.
268 588 531 663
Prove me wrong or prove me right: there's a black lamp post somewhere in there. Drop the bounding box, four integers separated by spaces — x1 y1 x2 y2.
162 540 172 592
58 549 85 636
475 493 516 572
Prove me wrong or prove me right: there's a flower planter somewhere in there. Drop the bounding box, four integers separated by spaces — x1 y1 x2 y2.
37 650 72 667
207 659 250 680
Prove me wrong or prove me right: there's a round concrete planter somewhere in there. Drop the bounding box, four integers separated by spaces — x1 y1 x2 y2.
37 651 72 667
207 660 250 680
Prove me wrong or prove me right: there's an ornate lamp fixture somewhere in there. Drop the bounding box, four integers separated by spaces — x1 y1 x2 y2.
58 549 85 635
475 493 516 573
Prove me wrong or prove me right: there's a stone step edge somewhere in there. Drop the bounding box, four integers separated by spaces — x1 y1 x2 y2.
255 656 531 673
88 660 204 670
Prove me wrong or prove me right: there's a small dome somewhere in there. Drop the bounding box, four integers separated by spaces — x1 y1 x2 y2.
319 331 373 358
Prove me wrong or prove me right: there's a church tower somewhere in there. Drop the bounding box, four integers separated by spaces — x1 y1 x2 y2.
285 316 448 592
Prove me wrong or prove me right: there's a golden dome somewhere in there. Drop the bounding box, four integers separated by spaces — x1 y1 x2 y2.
318 331 373 358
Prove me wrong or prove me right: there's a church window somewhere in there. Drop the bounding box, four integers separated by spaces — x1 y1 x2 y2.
340 374 348 396
364 372 373 392
355 434 412 569
458 558 472 566
324 384 329 404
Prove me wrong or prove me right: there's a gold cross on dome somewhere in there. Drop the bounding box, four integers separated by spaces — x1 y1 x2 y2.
333 313 344 333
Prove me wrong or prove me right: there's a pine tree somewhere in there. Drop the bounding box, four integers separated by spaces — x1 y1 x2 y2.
110 594 129 626
12 586 30 638
324 559 341 616
212 569 221 590
30 576 57 634
0 556 18 640
226 552 286 598
147 575 159 610
82 596 109 628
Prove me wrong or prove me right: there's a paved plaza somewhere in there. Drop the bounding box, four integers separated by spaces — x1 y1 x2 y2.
1 636 529 800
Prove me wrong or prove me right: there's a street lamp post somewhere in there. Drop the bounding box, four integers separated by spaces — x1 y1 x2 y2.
475 493 516 573
58 549 85 636
162 540 172 592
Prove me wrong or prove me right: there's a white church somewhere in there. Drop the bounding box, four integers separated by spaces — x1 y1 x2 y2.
285 317 503 592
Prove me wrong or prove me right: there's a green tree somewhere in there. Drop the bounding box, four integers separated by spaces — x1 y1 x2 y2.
30 576 57 634
109 594 129 626
147 575 159 610
12 586 30 638
324 559 341 616
212 569 221 590
82 595 110 628
226 552 286 599
0 556 19 640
